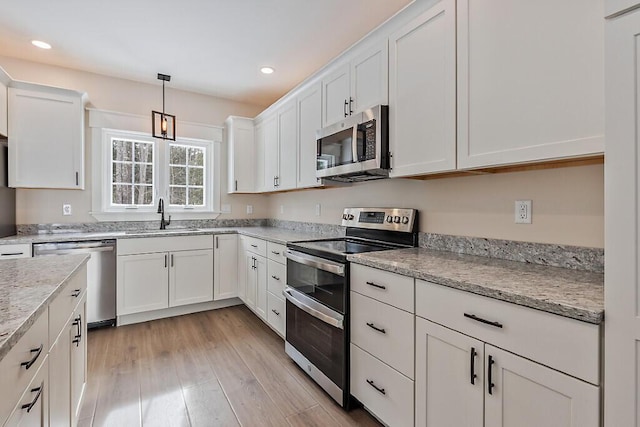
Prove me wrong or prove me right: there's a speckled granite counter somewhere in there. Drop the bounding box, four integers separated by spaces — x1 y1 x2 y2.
0 226 342 246
347 248 604 324
0 254 90 361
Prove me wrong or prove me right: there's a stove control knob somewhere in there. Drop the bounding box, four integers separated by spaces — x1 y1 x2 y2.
347 214 355 220
393 216 401 223
402 216 410 224
385 215 393 223
342 214 347 220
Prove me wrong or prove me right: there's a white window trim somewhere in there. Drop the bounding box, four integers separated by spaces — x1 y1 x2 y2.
89 109 222 222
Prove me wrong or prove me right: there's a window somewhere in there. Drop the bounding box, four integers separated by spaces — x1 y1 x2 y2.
93 125 220 221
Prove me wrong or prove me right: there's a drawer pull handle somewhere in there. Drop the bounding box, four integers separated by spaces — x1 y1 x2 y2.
366 379 386 395
21 382 44 413
271 275 280 281
1 252 24 256
366 322 386 334
470 347 477 385
251 244 258 248
21 344 44 370
271 309 280 316
464 313 503 329
366 281 386 290
71 289 81 298
488 355 495 395
271 251 281 255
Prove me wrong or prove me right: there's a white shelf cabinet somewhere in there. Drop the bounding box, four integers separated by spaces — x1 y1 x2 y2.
225 116 256 193
456 0 604 169
604 6 640 426
8 82 86 189
388 0 457 177
297 82 323 189
213 234 239 301
322 42 388 127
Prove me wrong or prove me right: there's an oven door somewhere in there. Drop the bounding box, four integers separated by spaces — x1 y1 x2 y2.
284 287 345 403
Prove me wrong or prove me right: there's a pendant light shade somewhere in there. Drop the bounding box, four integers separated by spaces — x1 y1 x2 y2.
152 73 176 140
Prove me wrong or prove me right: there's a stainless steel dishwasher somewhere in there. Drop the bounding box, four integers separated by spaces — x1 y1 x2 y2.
33 240 116 328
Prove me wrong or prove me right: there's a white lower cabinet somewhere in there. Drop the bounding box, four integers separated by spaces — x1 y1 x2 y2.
242 236 268 319
213 234 239 301
254 255 267 319
266 242 287 337
4 357 49 427
116 236 214 318
266 292 285 337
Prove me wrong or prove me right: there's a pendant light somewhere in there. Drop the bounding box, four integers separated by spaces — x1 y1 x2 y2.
152 73 176 140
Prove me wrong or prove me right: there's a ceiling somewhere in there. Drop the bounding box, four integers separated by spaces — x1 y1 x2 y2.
0 0 411 107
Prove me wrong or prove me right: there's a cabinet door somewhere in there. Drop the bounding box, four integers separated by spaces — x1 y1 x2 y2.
457 0 604 169
8 86 84 189
214 234 239 300
169 249 214 307
267 292 285 337
49 319 71 427
0 79 7 138
227 117 255 193
605 9 640 426
255 255 268 320
245 253 257 310
388 0 456 177
254 121 266 192
262 114 279 192
297 82 323 189
415 318 483 427
277 100 298 190
5 357 48 427
322 64 350 127
484 345 599 427
351 42 388 114
117 252 169 315
70 296 87 424
237 237 247 302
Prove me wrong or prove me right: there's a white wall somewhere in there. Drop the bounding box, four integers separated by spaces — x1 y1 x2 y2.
268 164 604 248
0 56 269 224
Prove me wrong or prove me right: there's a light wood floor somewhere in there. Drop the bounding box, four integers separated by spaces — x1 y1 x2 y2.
78 305 382 427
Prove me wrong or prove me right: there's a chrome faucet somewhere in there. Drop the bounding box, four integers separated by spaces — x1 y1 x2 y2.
157 198 171 230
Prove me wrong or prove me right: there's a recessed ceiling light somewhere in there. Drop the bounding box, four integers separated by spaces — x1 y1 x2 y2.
31 40 52 49
260 67 275 75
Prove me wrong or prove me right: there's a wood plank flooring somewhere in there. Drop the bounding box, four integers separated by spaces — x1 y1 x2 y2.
78 305 382 427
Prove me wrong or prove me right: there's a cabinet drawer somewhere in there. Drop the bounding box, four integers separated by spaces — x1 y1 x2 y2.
243 236 267 257
267 242 286 263
267 292 285 337
416 280 600 385
350 292 414 379
0 311 47 425
0 244 31 259
3 355 48 427
351 264 414 312
117 235 213 255
49 266 87 347
350 344 413 427
267 260 286 296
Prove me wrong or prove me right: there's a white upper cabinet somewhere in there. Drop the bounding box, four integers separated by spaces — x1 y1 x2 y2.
389 0 457 178
456 0 604 169
226 116 255 193
254 120 266 192
0 67 9 138
297 82 323 189
262 113 279 192
277 99 298 190
322 42 388 127
605 0 639 17
8 82 86 189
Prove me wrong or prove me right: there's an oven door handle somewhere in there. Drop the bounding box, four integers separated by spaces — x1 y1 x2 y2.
284 249 345 277
283 287 344 329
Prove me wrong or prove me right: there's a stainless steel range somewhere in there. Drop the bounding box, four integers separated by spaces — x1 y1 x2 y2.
283 207 418 408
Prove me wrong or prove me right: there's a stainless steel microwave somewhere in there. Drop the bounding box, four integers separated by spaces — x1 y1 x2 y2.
316 105 389 182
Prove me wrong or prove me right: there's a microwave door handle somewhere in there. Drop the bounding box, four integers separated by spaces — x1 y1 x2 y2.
352 125 359 163
284 249 345 276
283 288 344 329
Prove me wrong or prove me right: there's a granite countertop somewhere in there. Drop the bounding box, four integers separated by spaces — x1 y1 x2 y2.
347 247 604 324
0 226 341 246
0 254 90 362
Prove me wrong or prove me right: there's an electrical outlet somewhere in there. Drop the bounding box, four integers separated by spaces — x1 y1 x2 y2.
280 205 284 214
246 205 253 215
515 200 532 224
221 204 231 213
62 204 72 216
315 204 321 216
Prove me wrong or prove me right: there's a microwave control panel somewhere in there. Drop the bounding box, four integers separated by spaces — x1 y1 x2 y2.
358 119 377 161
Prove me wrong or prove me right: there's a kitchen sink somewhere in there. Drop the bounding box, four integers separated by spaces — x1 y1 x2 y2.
125 228 201 234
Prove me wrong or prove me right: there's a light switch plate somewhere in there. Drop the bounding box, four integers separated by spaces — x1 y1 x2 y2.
63 204 72 216
315 204 321 216
246 205 253 215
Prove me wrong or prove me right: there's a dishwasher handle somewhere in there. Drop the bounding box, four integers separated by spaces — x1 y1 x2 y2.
33 241 115 256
